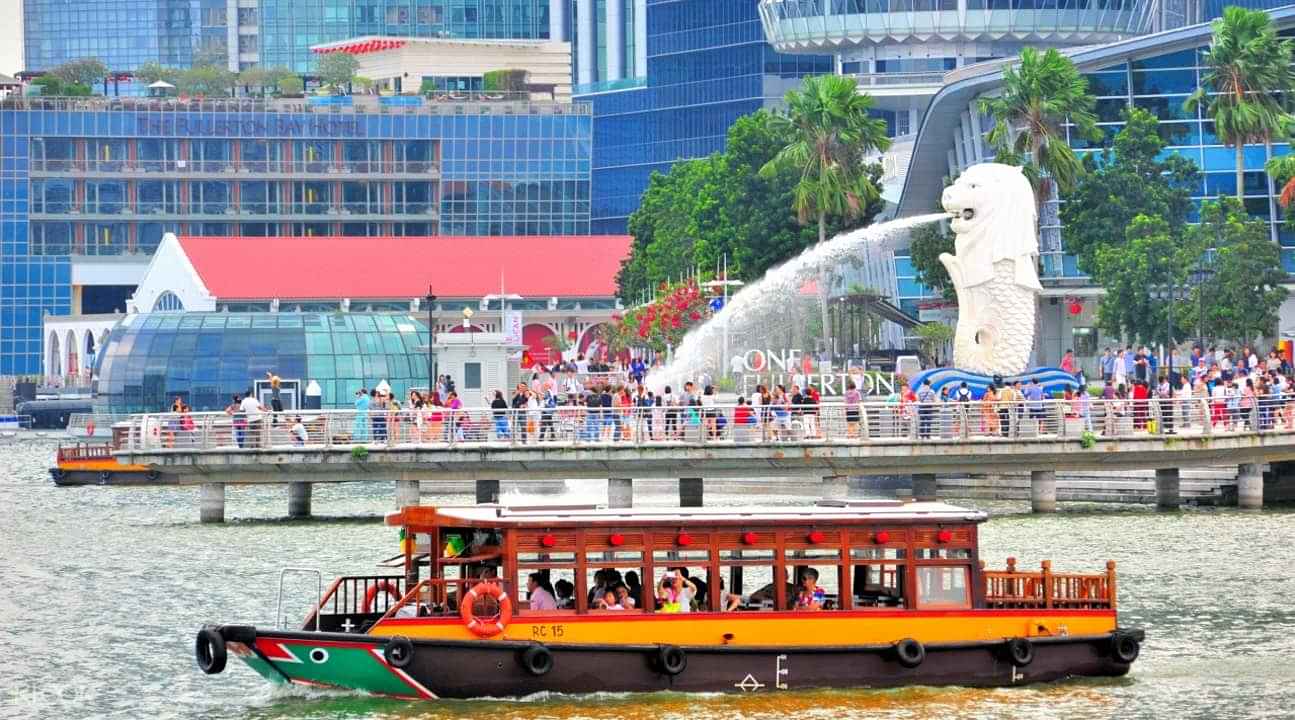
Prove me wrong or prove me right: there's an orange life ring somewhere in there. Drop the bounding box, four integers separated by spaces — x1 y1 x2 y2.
363 581 402 614
459 581 512 638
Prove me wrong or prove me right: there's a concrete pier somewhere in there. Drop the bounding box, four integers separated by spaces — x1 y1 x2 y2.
680 477 703 507
200 482 225 524
395 477 420 508
912 474 938 502
1031 470 1057 513
1154 468 1180 510
476 479 501 504
821 475 848 500
287 482 312 518
1238 463 1263 510
608 477 633 508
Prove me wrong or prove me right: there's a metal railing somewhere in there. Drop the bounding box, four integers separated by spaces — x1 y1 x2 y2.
113 396 1294 453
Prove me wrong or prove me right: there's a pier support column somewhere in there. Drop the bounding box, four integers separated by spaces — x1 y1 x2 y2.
608 477 633 508
680 477 703 507
287 482 312 519
395 476 420 508
1030 470 1057 513
912 473 938 502
476 479 501 504
821 475 848 500
1154 468 1180 510
1238 463 1263 510
200 482 225 524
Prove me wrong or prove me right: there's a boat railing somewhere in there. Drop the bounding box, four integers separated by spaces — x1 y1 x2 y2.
55 442 114 463
380 577 517 620
302 573 410 630
981 558 1116 610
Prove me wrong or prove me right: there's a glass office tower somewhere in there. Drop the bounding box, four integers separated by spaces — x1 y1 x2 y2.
0 96 592 376
577 0 831 234
24 0 233 72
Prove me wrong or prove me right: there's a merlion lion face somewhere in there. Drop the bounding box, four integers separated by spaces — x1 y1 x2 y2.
941 163 1032 236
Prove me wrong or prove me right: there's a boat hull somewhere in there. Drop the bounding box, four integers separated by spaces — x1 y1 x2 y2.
220 627 1138 700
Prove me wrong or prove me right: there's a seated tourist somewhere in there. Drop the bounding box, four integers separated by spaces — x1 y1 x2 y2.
526 572 558 611
554 579 575 609
795 568 826 611
614 583 637 609
656 571 697 613
598 589 625 610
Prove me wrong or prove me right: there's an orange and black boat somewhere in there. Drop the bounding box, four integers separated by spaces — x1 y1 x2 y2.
195 501 1142 699
50 442 158 486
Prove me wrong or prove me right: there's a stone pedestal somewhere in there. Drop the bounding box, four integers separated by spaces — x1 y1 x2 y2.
287 482 312 519
608 478 633 508
200 482 225 524
680 477 704 507
912 474 938 502
1030 470 1057 513
395 477 420 508
476 478 501 504
1154 468 1180 510
1238 463 1263 510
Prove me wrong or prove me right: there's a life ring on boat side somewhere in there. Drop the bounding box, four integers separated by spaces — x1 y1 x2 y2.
894 638 925 668
460 581 512 638
363 581 402 614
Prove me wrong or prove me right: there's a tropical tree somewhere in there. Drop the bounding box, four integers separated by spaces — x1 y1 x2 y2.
760 74 891 356
317 52 360 92
51 58 108 90
906 222 955 300
135 61 179 87
176 64 237 97
1265 140 1295 221
1186 6 1295 201
978 47 1098 203
1190 198 1288 343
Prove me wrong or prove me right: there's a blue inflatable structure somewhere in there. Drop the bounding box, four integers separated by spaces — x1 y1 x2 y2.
908 366 1081 400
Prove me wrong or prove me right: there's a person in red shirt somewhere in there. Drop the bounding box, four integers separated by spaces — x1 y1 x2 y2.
1131 380 1150 430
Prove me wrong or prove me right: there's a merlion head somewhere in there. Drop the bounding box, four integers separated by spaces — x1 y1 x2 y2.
940 163 1040 290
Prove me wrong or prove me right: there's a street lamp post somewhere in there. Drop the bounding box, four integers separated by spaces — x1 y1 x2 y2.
1188 264 1216 348
1149 281 1190 370
425 285 437 395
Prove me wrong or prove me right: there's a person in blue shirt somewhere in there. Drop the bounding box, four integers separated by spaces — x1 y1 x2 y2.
1022 377 1046 432
1100 348 1115 383
630 357 647 384
1123 347 1136 377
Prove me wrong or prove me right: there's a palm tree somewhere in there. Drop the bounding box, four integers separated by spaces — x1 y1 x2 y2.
1186 6 1295 201
978 47 1098 204
760 74 890 357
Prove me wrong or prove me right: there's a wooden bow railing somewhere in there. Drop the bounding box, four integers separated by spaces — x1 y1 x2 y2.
982 558 1116 610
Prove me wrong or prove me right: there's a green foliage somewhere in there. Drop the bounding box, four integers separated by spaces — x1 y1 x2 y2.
1061 107 1198 276
350 446 369 460
1091 214 1203 345
907 222 955 300
316 52 360 91
239 66 295 97
278 74 304 97
1186 6 1295 199
135 62 178 86
177 65 236 97
915 323 954 365
483 69 527 92
31 76 91 96
1267 153 1295 223
1191 198 1289 343
1080 430 1097 449
618 109 883 302
50 58 108 89
979 47 1098 202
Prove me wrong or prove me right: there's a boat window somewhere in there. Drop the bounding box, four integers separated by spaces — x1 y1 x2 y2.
585 565 645 612
517 551 576 566
786 547 841 561
719 548 774 562
651 549 710 564
789 564 840 611
851 548 907 608
514 568 576 612
915 548 972 560
652 565 710 613
915 566 971 609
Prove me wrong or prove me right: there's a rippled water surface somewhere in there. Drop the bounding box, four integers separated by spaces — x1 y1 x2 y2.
2 438 1293 720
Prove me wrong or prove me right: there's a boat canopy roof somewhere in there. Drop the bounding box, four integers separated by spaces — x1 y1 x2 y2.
387 500 988 531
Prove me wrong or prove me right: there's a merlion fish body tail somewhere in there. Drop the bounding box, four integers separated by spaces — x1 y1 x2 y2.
939 257 1036 376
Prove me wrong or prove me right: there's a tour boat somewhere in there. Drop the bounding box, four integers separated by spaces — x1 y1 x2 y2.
194 501 1143 699
50 442 156 485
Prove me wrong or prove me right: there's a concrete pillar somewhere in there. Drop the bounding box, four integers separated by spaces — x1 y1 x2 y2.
395 477 420 508
1031 470 1057 513
680 477 703 507
634 0 647 77
1154 468 1180 510
476 479 501 504
576 0 596 86
287 482 312 519
912 473 938 502
1238 462 1263 510
608 477 633 508
200 482 225 524
549 0 568 41
821 475 848 500
606 0 625 82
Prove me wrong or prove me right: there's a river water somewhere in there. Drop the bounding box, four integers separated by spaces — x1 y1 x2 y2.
2 437 1293 720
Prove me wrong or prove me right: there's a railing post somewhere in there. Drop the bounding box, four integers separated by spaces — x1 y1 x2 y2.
1200 398 1212 436
1057 400 1068 439
1106 560 1117 610
1041 559 1053 609
201 415 210 449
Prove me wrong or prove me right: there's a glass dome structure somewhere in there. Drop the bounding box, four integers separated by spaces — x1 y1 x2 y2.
93 312 430 413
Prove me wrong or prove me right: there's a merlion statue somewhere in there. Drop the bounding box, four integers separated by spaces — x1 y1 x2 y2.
938 163 1041 376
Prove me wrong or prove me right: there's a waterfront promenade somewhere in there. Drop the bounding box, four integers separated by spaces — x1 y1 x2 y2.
110 398 1295 521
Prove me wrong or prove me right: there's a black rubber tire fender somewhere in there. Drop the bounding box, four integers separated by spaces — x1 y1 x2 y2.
519 644 554 676
384 635 415 669
1111 633 1140 664
146 469 162 482
894 637 925 668
656 644 687 675
1005 637 1034 667
195 627 227 675
219 624 256 645
99 471 111 485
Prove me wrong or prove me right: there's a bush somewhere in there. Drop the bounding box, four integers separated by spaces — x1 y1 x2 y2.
483 69 528 93
350 446 369 460
277 74 304 97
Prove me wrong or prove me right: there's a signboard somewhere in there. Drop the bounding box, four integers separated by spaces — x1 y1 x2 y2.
503 310 523 346
733 348 896 397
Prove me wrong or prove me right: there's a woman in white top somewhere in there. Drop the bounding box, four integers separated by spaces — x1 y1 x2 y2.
526 391 542 442
1113 351 1128 389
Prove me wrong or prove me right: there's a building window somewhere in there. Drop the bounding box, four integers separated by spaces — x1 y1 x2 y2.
464 362 482 390
152 291 185 312
1072 327 1098 357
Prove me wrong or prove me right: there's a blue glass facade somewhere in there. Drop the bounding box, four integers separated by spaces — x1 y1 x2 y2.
93 311 430 412
23 0 230 72
578 0 831 233
260 0 553 72
0 97 592 376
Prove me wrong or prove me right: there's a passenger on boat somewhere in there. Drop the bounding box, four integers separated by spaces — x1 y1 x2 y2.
672 567 707 606
526 572 558 610
717 578 742 611
554 579 575 609
624 570 642 605
614 584 637 609
587 568 622 607
598 589 625 610
656 571 697 613
795 568 826 611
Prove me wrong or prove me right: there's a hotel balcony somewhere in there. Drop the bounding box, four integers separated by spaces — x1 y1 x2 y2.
759 0 1155 52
